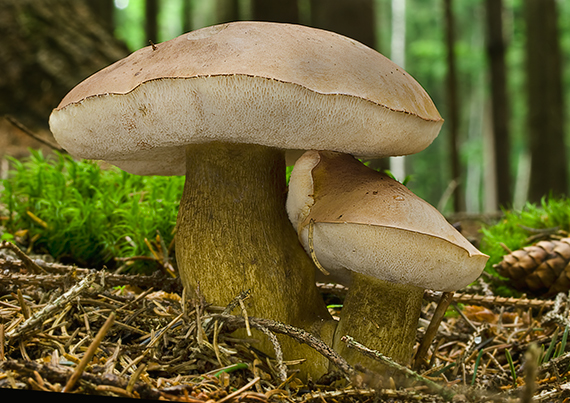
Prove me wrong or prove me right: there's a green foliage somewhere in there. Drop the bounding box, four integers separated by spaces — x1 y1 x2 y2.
114 0 146 50
479 196 570 274
560 325 569 358
505 349 517 387
382 169 412 186
542 326 560 364
471 349 484 386
286 165 293 185
0 150 184 273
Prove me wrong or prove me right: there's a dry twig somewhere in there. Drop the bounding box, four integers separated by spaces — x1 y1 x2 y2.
341 335 455 401
63 312 115 392
6 272 97 339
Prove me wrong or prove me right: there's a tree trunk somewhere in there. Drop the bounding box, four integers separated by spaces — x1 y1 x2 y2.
0 0 128 128
145 0 159 44
485 0 511 208
525 0 568 202
86 0 115 33
389 0 407 181
443 0 464 212
251 0 298 23
310 0 376 49
182 0 192 32
216 0 240 24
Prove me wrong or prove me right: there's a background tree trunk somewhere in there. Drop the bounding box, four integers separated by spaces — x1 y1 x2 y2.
525 0 568 202
216 0 240 24
485 0 511 208
251 0 298 23
310 0 376 49
443 0 464 212
86 0 115 33
145 0 159 44
389 0 407 181
182 0 192 32
0 0 129 128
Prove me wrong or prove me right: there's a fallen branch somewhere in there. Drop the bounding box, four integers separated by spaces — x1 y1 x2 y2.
0 259 182 292
414 291 455 369
0 240 47 274
6 272 97 340
3 115 65 152
424 290 555 309
341 335 456 401
212 314 355 380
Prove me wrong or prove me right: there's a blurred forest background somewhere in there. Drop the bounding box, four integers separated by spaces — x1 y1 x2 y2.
1 0 569 216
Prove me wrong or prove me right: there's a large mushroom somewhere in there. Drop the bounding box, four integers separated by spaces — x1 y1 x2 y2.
287 150 489 372
48 21 443 377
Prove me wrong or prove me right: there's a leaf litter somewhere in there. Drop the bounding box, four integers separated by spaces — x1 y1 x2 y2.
1 240 570 402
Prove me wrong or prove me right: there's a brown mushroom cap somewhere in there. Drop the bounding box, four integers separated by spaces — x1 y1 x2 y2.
49 21 443 176
287 150 489 292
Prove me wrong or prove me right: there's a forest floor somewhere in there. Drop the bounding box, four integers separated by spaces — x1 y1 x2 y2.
1 236 569 403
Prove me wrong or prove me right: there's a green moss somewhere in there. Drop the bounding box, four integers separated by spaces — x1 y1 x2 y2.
480 196 570 282
0 150 184 273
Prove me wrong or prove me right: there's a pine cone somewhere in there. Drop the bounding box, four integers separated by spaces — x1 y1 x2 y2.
494 238 570 296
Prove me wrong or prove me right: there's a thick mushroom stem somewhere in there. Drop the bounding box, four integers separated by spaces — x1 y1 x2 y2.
175 141 335 378
332 272 424 372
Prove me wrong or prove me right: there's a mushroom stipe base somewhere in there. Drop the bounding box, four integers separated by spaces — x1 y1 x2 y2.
333 272 424 374
175 142 335 379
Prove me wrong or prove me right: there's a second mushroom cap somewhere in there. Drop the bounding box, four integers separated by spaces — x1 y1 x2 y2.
287 150 489 291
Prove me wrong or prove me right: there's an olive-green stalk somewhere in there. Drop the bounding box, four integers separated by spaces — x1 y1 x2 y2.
175 142 335 379
332 272 424 372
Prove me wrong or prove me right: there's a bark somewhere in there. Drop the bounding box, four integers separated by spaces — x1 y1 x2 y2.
0 0 128 128
251 0 298 24
443 0 464 212
485 0 512 208
525 0 568 202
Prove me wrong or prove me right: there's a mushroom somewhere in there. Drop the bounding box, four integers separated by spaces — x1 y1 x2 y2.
286 150 489 372
48 21 443 378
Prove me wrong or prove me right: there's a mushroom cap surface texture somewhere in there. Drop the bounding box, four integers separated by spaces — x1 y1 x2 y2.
49 21 443 176
286 150 489 292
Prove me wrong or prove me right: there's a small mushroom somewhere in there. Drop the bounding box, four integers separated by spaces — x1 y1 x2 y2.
49 21 443 378
287 150 489 372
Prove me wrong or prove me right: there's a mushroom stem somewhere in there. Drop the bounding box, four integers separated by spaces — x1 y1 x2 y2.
333 272 423 373
175 141 335 378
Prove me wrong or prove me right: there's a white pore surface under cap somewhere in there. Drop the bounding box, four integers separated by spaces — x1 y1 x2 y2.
299 223 487 291
49 21 443 176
